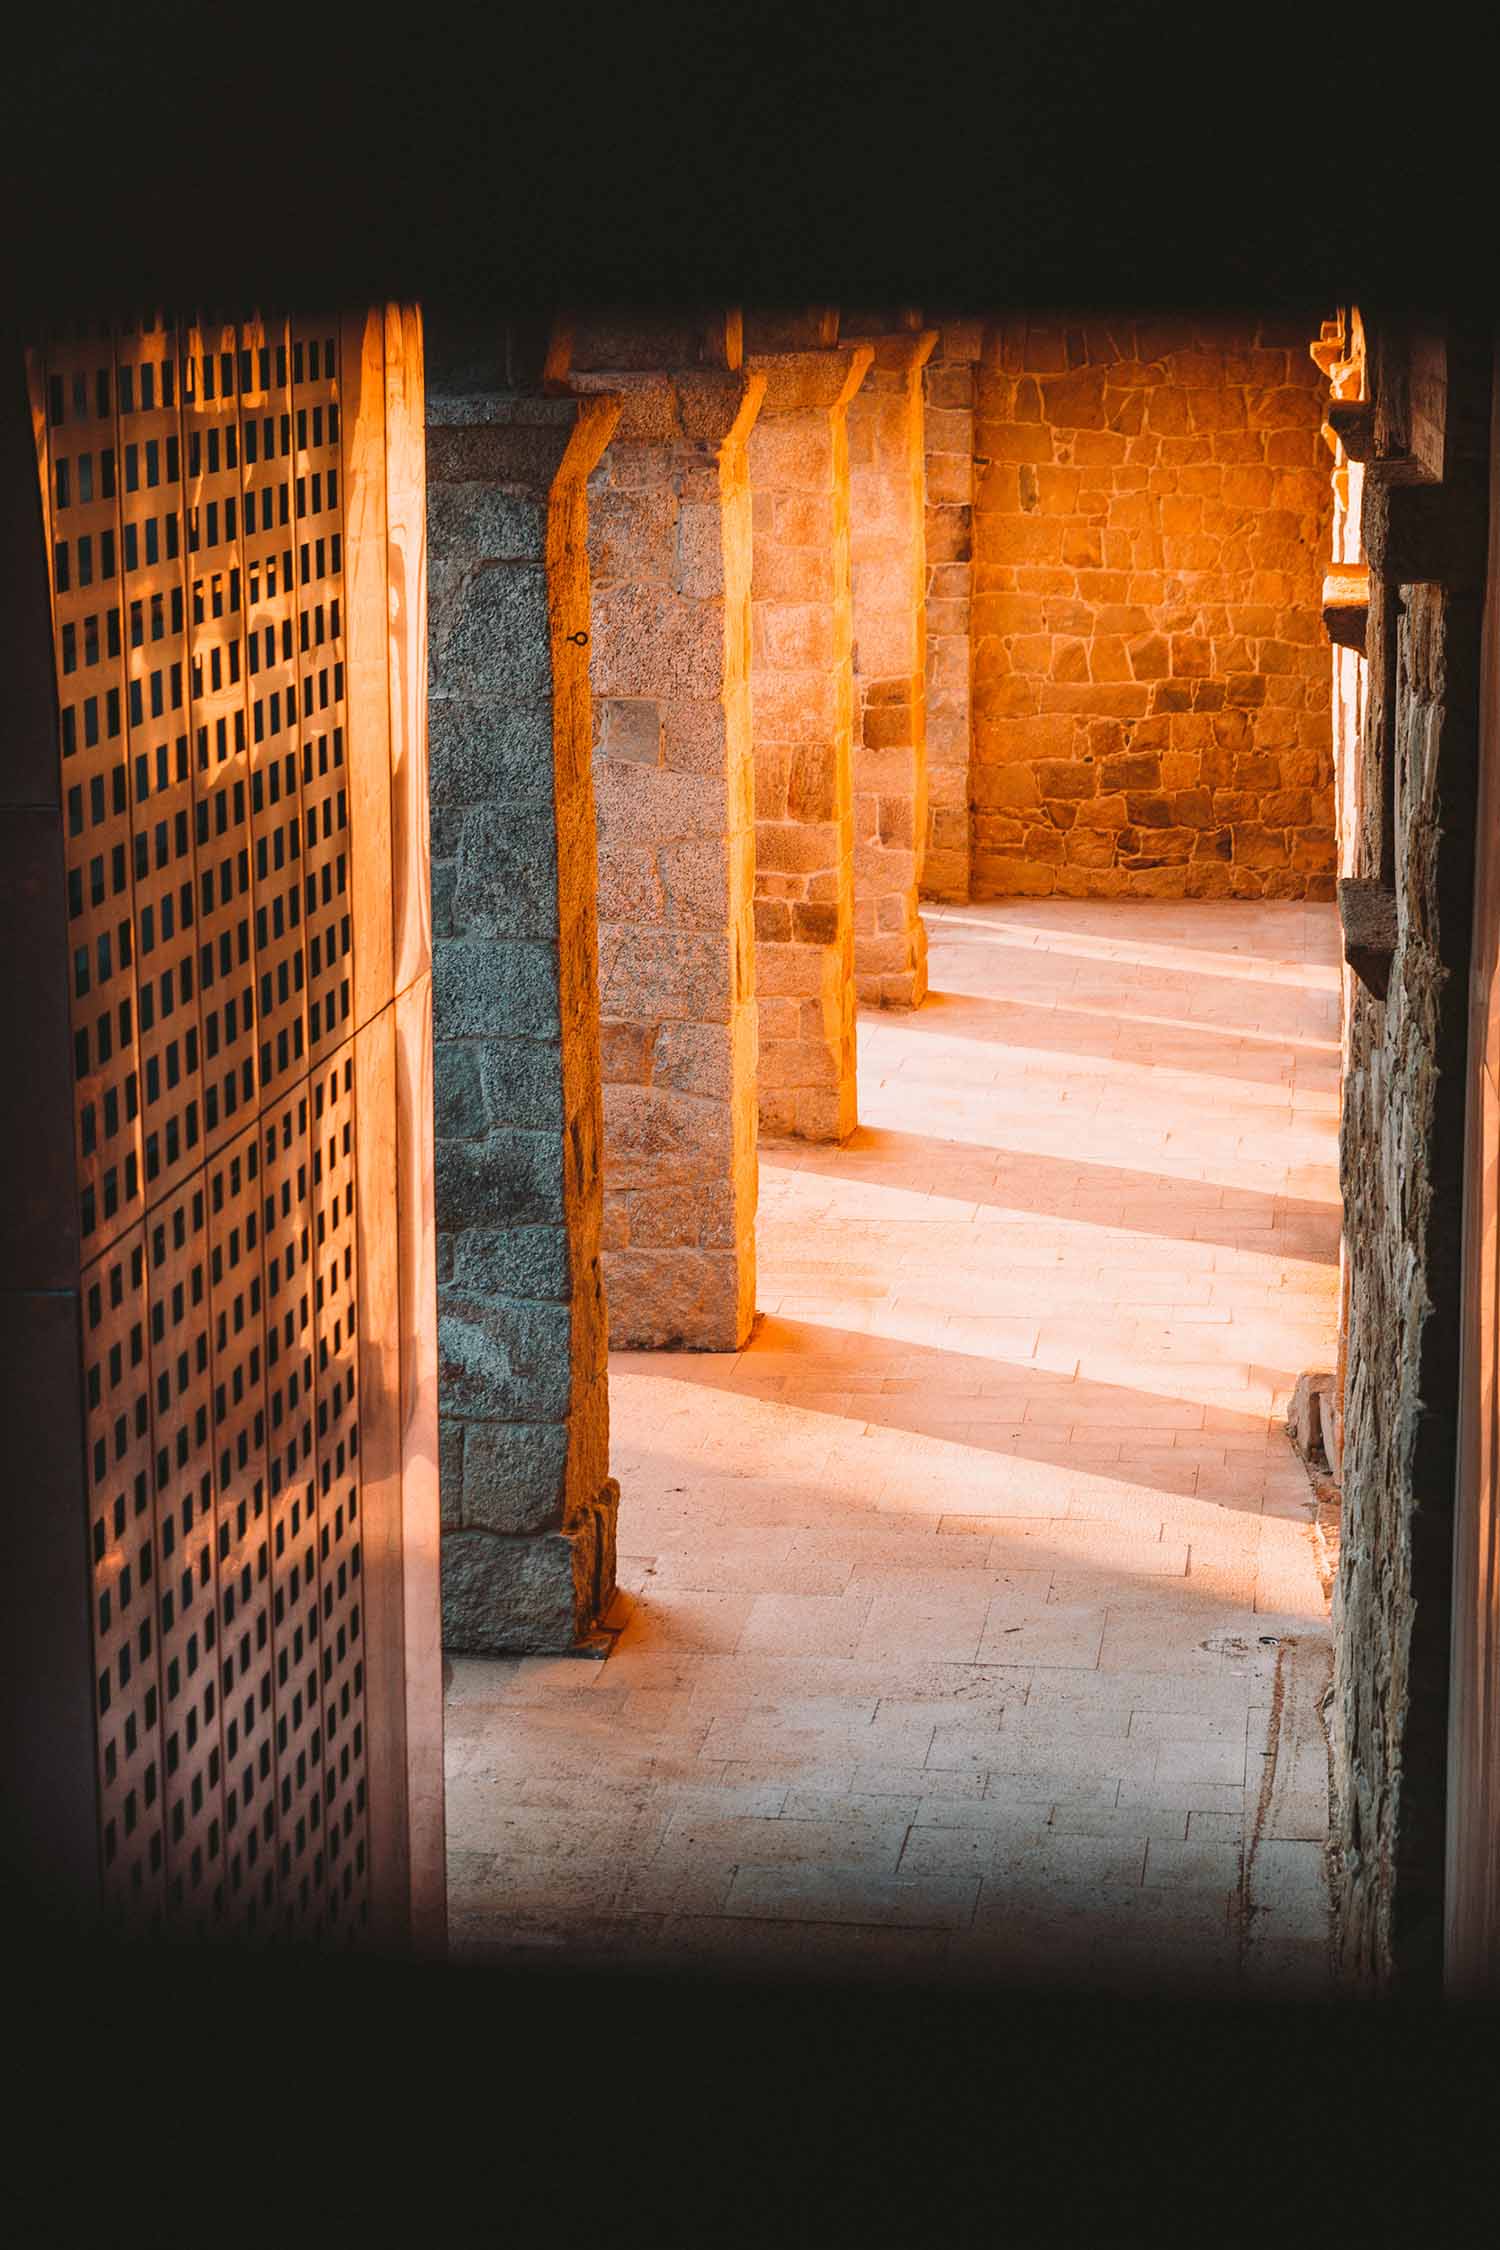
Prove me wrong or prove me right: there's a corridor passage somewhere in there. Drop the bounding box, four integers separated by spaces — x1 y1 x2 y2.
446 902 1342 1990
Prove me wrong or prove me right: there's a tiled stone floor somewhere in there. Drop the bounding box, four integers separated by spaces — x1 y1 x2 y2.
446 901 1342 1991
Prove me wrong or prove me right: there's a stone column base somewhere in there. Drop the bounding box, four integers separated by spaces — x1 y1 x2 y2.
441 1478 620 1656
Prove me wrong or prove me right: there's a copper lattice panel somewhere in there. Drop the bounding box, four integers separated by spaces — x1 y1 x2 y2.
34 313 370 1940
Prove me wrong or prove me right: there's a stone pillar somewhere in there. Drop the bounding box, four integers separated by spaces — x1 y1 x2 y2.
921 321 983 903
744 330 872 1136
844 318 938 1006
426 370 623 1653
562 320 766 1350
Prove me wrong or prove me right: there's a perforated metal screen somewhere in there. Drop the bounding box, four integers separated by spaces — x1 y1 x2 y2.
32 313 377 1938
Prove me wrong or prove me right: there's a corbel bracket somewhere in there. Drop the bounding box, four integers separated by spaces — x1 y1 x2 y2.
1326 398 1375 459
1321 564 1369 653
1338 877 1398 1000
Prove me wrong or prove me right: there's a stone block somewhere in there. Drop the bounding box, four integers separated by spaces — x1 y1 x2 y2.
476 1040 568 1134
461 1420 572 1534
441 1494 616 1655
748 414 837 492
435 1042 489 1140
660 840 733 932
1171 788 1216 828
438 1292 576 1423
429 698 561 814
625 1185 716 1248
643 699 727 783
452 803 560 938
590 486 678 585
426 480 546 566
599 1019 654 1085
599 927 733 1023
591 584 727 701
602 1082 730 1190
1035 760 1096 801
791 1083 857 1140
428 558 552 702
597 754 725 848
1073 793 1129 830
598 698 663 764
1229 824 1291 870
436 1129 567 1234
1099 750 1161 790
652 1019 738 1102
435 939 562 1042
755 820 843 878
604 1247 752 1351
452 1223 573 1304
596 842 665 926
754 601 836 673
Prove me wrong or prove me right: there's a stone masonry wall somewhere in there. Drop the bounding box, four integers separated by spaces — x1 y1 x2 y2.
971 315 1335 899
573 360 765 1349
1331 320 1492 1987
921 320 981 902
847 325 937 1005
1336 578 1480 1984
746 343 869 1137
426 381 622 1653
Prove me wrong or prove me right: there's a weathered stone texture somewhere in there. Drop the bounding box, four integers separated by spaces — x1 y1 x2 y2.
1334 582 1475 1983
747 342 869 1135
1312 310 1371 1507
921 320 981 903
1328 321 1492 1989
575 359 765 1345
427 375 621 1652
846 324 937 1005
970 316 1335 898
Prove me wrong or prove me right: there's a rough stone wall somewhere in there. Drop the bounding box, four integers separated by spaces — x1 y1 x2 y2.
1335 583 1477 1982
746 346 868 1136
575 364 765 1348
921 321 981 903
971 314 1335 899
847 328 937 1005
426 383 621 1653
1331 320 1492 1986
1315 312 1370 1482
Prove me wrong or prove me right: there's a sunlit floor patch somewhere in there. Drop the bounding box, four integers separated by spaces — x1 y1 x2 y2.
445 901 1340 1993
